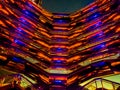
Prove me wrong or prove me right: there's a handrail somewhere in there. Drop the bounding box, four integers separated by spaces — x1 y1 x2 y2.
80 78 120 90
0 74 35 86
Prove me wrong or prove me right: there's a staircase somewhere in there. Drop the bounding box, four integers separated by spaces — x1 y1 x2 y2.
79 78 120 90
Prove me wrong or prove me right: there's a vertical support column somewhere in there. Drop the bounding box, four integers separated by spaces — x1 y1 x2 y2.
49 14 70 88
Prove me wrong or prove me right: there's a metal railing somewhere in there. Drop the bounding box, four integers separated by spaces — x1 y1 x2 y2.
0 74 41 90
79 78 120 90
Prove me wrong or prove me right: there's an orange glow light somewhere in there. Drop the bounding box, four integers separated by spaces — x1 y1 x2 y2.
38 52 51 61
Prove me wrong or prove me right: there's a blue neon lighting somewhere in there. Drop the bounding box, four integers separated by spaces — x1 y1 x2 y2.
54 80 63 84
101 44 105 47
100 43 106 48
54 18 70 23
54 19 64 23
57 48 62 50
59 20 63 22
14 39 25 46
14 39 18 43
95 22 102 27
93 61 106 67
93 14 99 18
19 17 26 22
23 9 38 18
12 57 25 63
19 17 30 25
56 48 63 52
17 28 22 32
93 43 105 51
87 12 101 21
23 10 29 15
98 43 105 48
54 60 62 63
55 80 62 83
17 28 27 35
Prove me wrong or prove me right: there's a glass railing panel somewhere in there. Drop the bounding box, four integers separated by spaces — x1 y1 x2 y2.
84 81 96 90
96 79 102 89
102 80 114 90
0 74 37 89
81 78 120 90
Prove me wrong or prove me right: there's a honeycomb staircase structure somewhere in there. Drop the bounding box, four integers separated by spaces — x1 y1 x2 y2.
0 0 120 89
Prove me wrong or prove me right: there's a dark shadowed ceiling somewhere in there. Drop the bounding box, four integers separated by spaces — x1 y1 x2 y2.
42 0 94 13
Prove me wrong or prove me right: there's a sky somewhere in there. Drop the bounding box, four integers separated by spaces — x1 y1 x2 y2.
42 0 94 13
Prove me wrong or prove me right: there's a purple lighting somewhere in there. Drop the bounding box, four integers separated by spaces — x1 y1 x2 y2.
17 28 22 32
19 17 26 22
98 32 103 36
95 22 102 27
101 44 105 47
